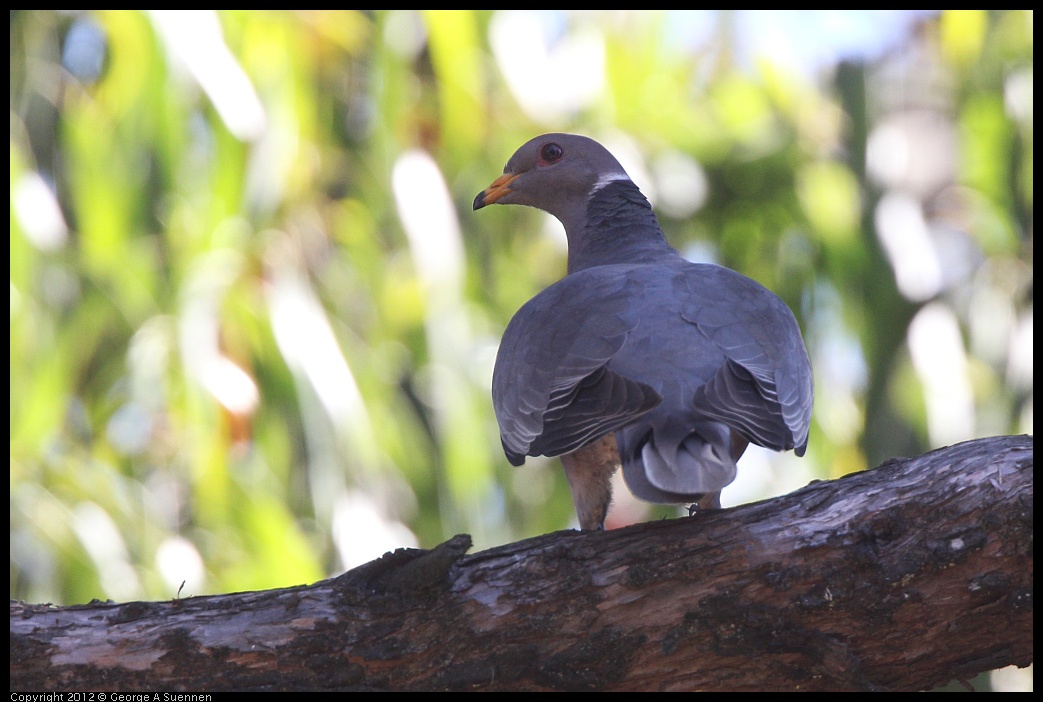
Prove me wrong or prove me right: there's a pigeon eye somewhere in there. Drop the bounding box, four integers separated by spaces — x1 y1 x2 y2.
540 143 563 163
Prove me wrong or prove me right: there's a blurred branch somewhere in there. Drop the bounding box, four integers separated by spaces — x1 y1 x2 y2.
10 435 1032 692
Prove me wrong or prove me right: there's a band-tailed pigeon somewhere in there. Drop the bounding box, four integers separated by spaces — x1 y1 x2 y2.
474 133 813 530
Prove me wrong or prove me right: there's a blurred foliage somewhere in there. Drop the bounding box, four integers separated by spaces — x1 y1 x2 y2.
10 10 1032 638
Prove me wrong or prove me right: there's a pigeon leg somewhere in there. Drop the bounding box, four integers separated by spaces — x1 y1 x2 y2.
560 434 621 531
687 492 722 516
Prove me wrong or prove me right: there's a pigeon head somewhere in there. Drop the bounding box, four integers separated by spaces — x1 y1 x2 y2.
473 133 632 235
474 133 671 273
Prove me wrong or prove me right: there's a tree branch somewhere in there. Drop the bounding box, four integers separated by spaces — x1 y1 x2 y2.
11 435 1032 691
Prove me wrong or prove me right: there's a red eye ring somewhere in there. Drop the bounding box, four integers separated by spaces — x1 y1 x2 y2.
540 143 563 163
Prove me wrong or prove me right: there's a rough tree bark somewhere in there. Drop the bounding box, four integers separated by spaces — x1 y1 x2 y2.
10 434 1033 692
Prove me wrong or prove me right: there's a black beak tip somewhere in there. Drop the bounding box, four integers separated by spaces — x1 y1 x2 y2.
472 192 487 211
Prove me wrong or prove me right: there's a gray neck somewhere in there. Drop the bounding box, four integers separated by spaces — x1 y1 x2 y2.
566 180 678 274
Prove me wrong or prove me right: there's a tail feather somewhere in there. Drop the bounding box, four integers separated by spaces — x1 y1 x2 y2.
619 420 738 504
